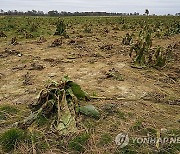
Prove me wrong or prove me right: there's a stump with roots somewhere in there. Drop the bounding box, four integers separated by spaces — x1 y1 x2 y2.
14 76 93 135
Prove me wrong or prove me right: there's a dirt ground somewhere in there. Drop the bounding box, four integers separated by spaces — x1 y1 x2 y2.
0 28 180 153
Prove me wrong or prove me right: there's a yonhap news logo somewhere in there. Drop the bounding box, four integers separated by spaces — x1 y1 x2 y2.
115 132 180 148
115 132 129 148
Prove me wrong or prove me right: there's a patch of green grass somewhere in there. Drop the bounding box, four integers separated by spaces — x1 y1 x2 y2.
0 105 18 114
115 139 141 154
127 112 134 117
68 133 90 153
99 133 112 146
130 120 143 132
0 111 6 120
117 111 126 120
0 128 25 152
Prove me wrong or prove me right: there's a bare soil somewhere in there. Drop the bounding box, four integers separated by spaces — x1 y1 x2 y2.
0 29 180 153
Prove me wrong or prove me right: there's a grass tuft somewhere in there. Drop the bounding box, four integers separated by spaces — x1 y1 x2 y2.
0 128 25 152
68 133 90 153
0 105 18 114
99 133 112 146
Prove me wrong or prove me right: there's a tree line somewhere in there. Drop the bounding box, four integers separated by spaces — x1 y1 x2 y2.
0 9 179 16
0 9 140 16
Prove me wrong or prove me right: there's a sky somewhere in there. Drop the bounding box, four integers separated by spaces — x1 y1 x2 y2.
0 0 180 15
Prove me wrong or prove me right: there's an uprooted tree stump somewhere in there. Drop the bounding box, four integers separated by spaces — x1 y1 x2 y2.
14 76 100 135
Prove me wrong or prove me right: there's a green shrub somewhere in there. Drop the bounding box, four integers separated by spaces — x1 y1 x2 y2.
129 32 152 67
54 20 66 36
154 46 166 67
0 128 25 152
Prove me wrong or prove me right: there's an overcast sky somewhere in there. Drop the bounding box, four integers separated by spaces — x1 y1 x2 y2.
1 0 180 15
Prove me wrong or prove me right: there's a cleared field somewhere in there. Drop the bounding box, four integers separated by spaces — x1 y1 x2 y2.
0 16 180 153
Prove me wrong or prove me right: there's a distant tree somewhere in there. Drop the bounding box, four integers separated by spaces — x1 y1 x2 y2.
7 10 13 15
37 11 45 16
145 9 149 16
133 12 139 16
48 10 59 16
13 10 18 15
0 9 4 14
